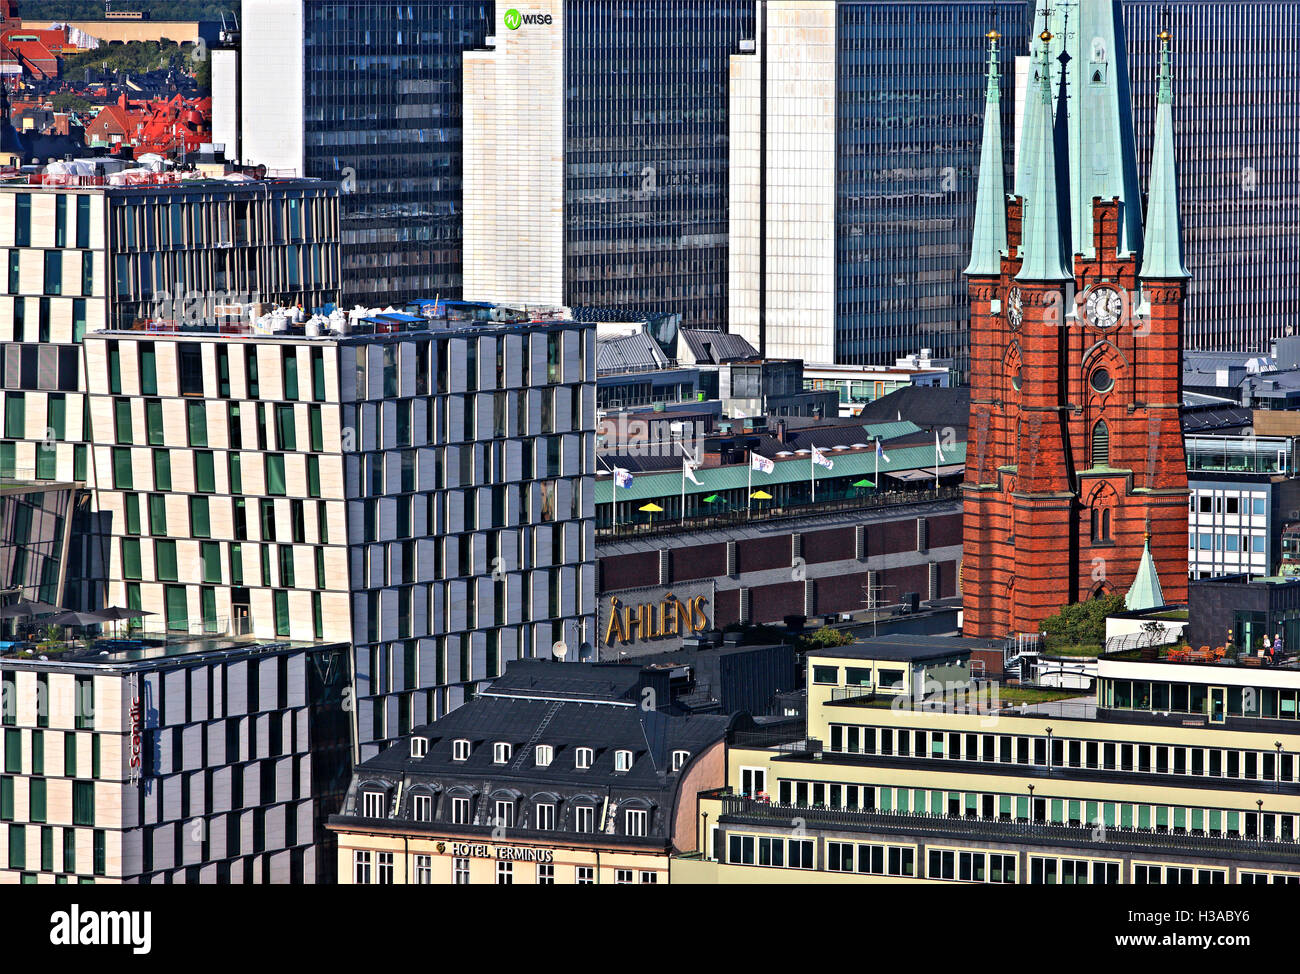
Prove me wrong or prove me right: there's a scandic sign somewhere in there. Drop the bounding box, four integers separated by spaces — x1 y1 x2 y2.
504 9 553 29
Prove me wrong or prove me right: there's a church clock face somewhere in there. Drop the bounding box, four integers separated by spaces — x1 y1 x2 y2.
1085 286 1123 329
1007 287 1023 330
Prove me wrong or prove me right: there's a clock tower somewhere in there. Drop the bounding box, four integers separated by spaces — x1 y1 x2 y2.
962 0 1189 639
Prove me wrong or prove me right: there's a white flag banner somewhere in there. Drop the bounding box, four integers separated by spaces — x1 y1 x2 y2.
613 467 633 489
876 440 891 463
935 431 947 463
812 445 834 471
751 452 774 475
683 459 703 486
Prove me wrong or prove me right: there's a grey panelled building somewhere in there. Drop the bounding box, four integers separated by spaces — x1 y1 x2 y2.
1123 0 1300 354
80 303 597 761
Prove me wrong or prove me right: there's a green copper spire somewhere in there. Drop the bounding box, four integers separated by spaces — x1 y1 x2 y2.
1125 535 1166 612
1016 29 1073 282
1018 1 1144 261
1139 27 1191 280
964 30 1008 277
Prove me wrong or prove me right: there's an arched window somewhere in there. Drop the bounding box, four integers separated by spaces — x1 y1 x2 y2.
1091 421 1110 467
1092 507 1112 543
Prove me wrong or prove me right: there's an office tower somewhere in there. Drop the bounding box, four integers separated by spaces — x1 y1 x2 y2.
729 0 1030 370
232 0 493 306
79 305 596 760
0 174 341 491
0 635 354 883
962 0 1188 639
1123 0 1300 353
462 0 754 329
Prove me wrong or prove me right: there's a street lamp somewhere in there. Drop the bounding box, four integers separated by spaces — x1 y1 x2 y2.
1276 741 1284 793
1028 783 1035 824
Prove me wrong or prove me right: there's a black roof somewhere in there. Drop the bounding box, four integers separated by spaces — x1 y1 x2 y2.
854 386 971 432
808 634 996 663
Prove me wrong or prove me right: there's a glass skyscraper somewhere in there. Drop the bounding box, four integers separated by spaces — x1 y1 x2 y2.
300 1 493 305
835 1 1029 369
563 0 755 329
1123 0 1300 353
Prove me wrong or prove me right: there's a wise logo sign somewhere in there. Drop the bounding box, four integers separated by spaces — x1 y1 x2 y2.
504 8 552 29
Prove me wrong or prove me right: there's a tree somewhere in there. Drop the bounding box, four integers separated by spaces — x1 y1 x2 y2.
1039 594 1126 648
799 626 855 650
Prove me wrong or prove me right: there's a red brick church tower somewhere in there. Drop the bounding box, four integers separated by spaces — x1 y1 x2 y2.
962 0 1189 639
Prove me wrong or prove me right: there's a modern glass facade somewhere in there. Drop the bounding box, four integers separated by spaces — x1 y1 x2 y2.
835 1 1029 372
1124 0 1300 354
563 0 755 328
301 1 493 305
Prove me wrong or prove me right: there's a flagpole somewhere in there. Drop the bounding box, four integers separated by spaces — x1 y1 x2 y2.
811 451 816 505
934 431 941 493
748 457 752 520
875 437 880 493
680 463 686 524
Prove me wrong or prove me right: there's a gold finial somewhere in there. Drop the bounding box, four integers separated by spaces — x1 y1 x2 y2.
987 29 1000 39
1039 29 1053 42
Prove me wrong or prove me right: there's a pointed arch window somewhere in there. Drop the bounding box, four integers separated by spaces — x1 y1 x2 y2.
1091 421 1110 468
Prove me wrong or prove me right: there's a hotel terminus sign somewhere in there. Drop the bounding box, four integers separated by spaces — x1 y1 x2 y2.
598 580 715 657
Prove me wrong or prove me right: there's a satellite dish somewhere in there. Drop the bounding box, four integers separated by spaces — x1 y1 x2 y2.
552 640 568 660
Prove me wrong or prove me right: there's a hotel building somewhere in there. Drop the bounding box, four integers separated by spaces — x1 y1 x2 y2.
329 658 739 884
676 635 1300 883
0 171 341 488
79 302 596 759
0 633 354 884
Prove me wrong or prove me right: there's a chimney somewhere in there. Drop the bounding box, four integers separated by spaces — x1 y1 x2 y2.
776 419 787 444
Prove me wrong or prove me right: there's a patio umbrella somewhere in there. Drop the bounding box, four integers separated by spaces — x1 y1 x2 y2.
46 610 113 627
0 599 61 620
638 503 664 512
750 490 772 500
701 494 722 504
98 606 156 621
852 479 875 489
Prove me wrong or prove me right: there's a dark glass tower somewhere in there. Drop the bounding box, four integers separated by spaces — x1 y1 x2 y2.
834 1 1030 372
563 0 755 329
301 1 493 306
1124 0 1300 353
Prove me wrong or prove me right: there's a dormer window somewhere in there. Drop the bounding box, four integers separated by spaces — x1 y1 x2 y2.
575 747 593 770
493 742 512 764
614 749 633 772
671 750 690 772
452 739 470 762
362 790 386 819
410 736 428 758
535 744 553 767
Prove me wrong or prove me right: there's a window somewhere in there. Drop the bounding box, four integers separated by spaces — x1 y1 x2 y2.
352 850 371 884
575 747 593 769
537 863 555 884
813 666 839 685
534 744 553 767
452 739 470 761
178 344 204 396
575 806 595 833
1091 420 1110 467
671 750 690 772
576 866 594 884
535 803 555 831
361 790 386 819
625 808 648 837
413 854 432 884
376 851 394 885
615 869 634 884
1089 368 1113 394
451 797 471 825
409 736 428 759
453 858 470 884
640 871 658 884
614 750 633 772
411 794 432 823
493 742 511 764
494 800 515 828
496 861 513 885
